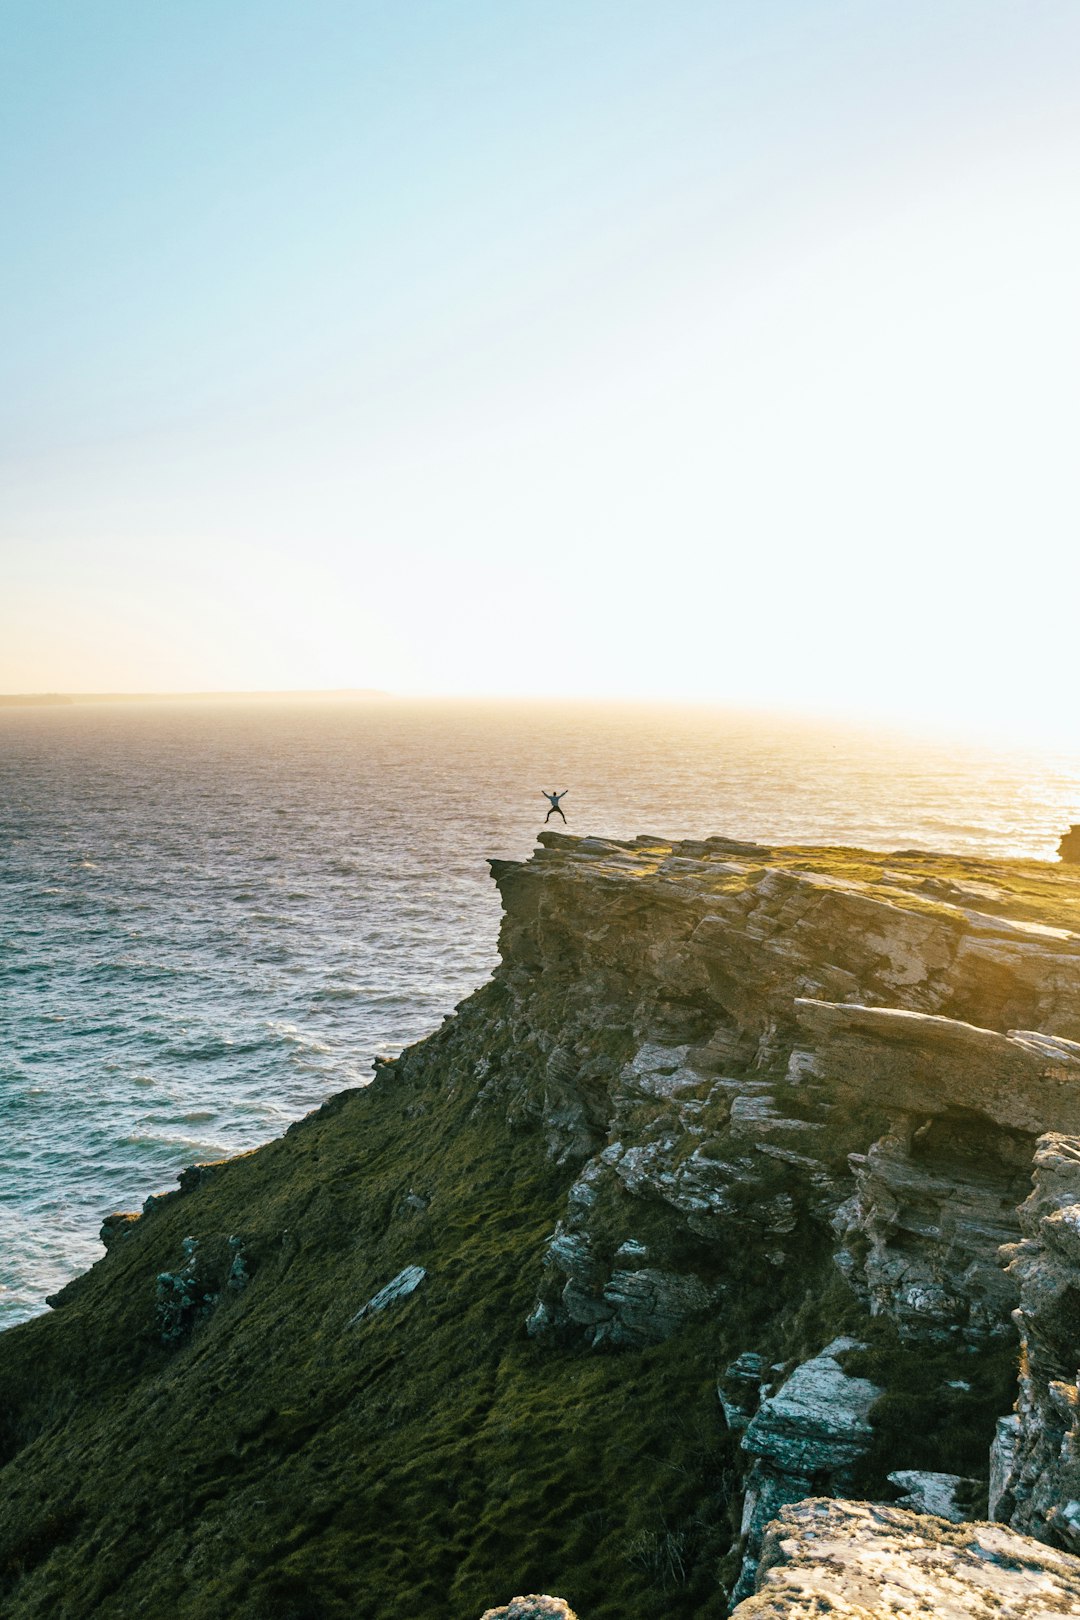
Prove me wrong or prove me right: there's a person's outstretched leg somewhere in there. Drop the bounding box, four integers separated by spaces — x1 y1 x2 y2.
555 806 567 822
544 807 554 822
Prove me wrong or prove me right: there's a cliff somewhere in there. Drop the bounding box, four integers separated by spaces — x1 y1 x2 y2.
2 832 1080 1619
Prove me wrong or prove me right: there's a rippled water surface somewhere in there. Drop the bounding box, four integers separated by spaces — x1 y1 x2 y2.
3 697 1079 1326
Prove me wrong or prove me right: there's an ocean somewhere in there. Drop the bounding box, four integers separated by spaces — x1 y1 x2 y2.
2 696 1078 1329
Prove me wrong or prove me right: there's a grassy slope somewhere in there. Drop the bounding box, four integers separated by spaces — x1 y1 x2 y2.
0 987 753 1620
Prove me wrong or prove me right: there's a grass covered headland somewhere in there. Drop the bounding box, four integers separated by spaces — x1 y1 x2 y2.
3 833 1079 1618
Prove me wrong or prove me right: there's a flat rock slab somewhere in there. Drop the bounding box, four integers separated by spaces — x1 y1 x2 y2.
731 1498 1080 1618
793 999 1080 1136
348 1264 426 1325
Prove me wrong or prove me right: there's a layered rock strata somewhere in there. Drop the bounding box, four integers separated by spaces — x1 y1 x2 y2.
490 835 1080 1591
505 836 1080 1365
993 1132 1080 1551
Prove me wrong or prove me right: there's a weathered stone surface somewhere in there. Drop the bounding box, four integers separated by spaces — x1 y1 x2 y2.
834 1127 1026 1342
348 1264 426 1325
886 1469 983 1521
989 1413 1021 1520
718 1352 768 1432
1060 825 1080 864
730 1498 1080 1617
731 1340 884 1601
600 1264 721 1347
479 1599 577 1620
794 999 1080 1138
994 1133 1080 1552
507 839 1080 1368
742 1338 881 1478
485 836 1080 1597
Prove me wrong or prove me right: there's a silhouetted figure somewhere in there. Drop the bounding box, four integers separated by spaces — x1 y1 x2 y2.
542 790 568 824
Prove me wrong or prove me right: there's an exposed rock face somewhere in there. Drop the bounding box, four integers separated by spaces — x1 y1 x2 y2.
731 1338 882 1602
794 1000 1080 1138
730 1498 1080 1617
488 835 1080 1593
717 1352 768 1432
831 1116 1029 1344
994 1133 1080 1552
886 1469 983 1521
501 838 1080 1371
1060 825 1080 864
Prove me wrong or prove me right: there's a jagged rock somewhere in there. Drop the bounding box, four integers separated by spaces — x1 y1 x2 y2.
599 1265 721 1346
349 1265 427 1325
732 1468 816 1606
730 1497 1080 1617
989 1413 1021 1520
887 1469 983 1521
529 1213 721 1346
99 1211 140 1249
835 1128 1026 1342
1060 826 1080 864
741 1338 881 1478
718 1352 768 1432
995 1133 1080 1551
479 1599 577 1620
731 1339 883 1602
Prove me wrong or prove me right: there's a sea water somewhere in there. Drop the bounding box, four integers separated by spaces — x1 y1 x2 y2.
2 697 1079 1328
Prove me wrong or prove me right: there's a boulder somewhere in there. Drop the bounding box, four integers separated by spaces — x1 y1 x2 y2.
741 1338 881 1478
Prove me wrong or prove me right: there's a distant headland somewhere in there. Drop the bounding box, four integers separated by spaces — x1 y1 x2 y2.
0 688 390 707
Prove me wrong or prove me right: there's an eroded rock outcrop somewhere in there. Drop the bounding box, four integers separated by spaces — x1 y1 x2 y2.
1060 825 1080 864
994 1133 1080 1552
731 1338 882 1601
487 835 1080 1597
499 838 1080 1375
730 1497 1080 1617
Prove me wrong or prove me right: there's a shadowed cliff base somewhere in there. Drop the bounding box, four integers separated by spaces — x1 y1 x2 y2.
2 833 1080 1617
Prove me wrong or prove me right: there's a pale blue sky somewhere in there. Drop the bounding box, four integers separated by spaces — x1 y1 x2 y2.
3 1 1079 734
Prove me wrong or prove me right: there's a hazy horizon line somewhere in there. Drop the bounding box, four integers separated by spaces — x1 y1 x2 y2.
0 688 391 706
2 688 1077 754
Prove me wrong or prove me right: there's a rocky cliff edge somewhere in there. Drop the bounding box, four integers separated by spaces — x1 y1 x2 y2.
2 831 1080 1619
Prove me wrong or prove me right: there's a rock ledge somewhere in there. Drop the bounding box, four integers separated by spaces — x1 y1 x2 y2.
731 1497 1080 1617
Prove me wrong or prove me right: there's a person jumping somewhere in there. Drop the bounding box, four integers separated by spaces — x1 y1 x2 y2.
542 790 568 824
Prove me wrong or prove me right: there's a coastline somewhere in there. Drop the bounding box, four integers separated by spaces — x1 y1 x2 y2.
2 831 1080 1616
